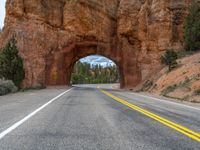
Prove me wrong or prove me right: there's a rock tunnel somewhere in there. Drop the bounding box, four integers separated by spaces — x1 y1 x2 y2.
0 0 189 88
45 40 141 88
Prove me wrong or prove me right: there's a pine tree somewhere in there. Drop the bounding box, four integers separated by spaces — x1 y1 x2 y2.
70 60 120 84
161 49 178 71
0 36 25 87
184 0 200 51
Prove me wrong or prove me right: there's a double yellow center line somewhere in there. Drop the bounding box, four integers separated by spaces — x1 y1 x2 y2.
100 89 200 142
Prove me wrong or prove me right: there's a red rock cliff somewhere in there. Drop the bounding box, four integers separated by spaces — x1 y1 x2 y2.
0 0 192 88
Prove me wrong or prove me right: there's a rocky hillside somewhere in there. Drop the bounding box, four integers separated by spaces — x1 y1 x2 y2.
145 52 200 103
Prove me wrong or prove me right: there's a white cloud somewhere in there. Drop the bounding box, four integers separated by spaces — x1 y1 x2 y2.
80 55 115 67
0 0 6 29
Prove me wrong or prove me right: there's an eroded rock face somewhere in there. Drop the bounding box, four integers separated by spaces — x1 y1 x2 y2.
0 0 192 88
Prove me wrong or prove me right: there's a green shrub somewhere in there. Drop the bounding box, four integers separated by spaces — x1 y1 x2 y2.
0 79 18 96
179 78 191 88
0 36 25 88
194 88 200 95
141 80 153 91
161 49 178 71
184 0 200 51
177 51 195 59
161 84 177 96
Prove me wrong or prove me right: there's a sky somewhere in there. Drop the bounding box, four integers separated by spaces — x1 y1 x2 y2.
0 0 6 29
80 55 115 67
0 1 114 66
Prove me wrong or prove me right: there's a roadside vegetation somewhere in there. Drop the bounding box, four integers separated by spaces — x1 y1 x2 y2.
194 88 200 96
184 0 200 51
71 61 120 84
0 36 25 96
0 79 18 96
161 49 178 71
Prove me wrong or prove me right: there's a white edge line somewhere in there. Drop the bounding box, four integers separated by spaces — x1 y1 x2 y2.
0 88 73 140
131 92 200 111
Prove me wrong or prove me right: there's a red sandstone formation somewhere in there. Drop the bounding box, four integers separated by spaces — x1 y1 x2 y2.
0 0 192 88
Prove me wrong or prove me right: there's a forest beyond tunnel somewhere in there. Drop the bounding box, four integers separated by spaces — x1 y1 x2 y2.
70 55 120 85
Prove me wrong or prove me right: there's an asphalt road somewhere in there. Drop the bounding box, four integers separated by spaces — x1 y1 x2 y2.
0 85 199 150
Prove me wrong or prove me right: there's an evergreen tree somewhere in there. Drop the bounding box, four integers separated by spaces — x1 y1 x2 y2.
0 36 25 87
161 49 178 71
71 61 119 84
184 0 200 51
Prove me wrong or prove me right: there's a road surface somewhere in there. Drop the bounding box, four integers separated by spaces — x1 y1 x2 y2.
0 84 199 150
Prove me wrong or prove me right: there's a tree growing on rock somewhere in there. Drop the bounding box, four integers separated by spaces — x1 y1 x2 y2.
161 49 178 71
0 36 25 87
184 0 200 51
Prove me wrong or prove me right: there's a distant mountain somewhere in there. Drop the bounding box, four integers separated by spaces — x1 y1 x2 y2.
80 55 115 67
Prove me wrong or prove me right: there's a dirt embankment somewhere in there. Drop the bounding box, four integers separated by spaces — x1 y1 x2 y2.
141 52 200 103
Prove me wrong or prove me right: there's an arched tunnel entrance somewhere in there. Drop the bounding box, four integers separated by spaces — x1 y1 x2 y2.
70 55 120 86
45 41 142 89
1 0 188 89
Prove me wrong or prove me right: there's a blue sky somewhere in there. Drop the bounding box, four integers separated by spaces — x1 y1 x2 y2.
0 1 114 66
0 0 6 29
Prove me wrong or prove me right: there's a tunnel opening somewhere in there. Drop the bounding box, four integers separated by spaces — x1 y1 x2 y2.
45 41 141 89
70 55 120 87
45 41 126 88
